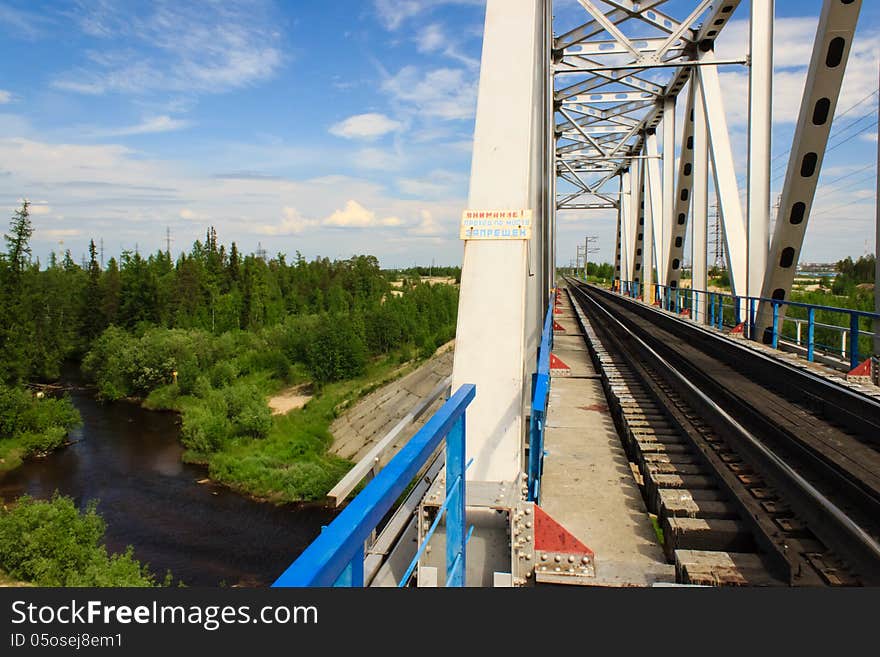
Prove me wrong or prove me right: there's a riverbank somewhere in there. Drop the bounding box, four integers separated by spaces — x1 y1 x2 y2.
139 350 427 504
0 384 336 585
0 385 81 475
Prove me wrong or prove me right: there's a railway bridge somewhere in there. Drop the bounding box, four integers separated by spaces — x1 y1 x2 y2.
275 0 880 587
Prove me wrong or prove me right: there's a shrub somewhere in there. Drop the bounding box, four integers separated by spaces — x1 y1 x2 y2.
223 383 272 438
0 494 158 586
180 403 230 453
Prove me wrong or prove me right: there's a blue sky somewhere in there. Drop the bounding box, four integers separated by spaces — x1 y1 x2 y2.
0 0 877 267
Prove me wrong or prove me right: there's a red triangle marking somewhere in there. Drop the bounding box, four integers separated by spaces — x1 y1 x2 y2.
680 308 691 317
534 505 594 555
848 358 872 377
553 320 566 332
549 353 570 370
731 322 745 334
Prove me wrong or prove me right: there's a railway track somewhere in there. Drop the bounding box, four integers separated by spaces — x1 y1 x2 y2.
564 279 880 586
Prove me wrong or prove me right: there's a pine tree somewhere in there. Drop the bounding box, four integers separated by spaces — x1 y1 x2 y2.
4 201 33 279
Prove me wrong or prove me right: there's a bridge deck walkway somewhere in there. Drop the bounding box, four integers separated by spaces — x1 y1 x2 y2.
539 287 674 586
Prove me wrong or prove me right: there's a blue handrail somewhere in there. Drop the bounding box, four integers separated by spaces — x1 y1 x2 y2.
528 295 555 503
273 384 476 587
616 279 880 370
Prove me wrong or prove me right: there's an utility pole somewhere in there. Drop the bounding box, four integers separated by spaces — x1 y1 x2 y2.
165 226 173 258
875 60 879 360
584 235 599 280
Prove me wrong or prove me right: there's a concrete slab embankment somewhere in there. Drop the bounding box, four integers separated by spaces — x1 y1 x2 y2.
329 343 454 466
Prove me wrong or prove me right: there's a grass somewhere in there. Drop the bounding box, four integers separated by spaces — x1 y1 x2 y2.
145 352 421 504
649 514 665 546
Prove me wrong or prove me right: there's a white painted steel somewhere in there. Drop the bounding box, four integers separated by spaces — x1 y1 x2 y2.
452 0 546 483
620 170 633 283
646 130 664 300
757 0 863 340
664 80 697 289
746 0 774 305
662 96 676 284
698 51 747 297
692 73 710 323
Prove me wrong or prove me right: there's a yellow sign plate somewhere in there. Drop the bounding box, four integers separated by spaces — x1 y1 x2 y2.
460 209 532 240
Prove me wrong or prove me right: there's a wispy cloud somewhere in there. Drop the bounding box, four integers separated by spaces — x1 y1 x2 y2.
417 23 446 53
373 0 484 31
0 4 52 40
0 90 11 104
88 115 192 138
329 113 402 140
382 66 477 120
53 1 284 96
716 16 880 127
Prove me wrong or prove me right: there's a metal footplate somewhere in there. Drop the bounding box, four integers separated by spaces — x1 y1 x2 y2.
512 502 596 586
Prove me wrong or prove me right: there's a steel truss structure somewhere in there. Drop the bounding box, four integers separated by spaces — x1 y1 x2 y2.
554 0 863 325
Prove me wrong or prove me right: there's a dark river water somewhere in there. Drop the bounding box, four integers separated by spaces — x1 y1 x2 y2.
0 383 336 586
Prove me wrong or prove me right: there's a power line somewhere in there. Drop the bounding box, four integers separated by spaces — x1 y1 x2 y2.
766 88 880 179
812 184 877 218
825 118 879 154
770 119 878 184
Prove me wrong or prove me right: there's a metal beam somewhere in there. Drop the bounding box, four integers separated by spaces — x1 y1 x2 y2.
698 49 747 296
757 0 863 341
665 81 697 288
631 161 647 292
452 0 546 482
692 73 710 323
661 95 676 283
646 131 664 300
747 0 774 305
620 170 632 282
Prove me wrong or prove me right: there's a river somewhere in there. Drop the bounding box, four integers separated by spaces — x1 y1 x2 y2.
0 382 336 586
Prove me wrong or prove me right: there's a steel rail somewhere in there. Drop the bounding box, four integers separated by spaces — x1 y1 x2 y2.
567 279 880 584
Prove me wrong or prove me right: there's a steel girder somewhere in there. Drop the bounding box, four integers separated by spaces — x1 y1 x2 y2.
756 0 863 341
552 0 743 293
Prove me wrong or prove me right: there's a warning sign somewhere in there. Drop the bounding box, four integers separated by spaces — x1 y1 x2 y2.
460 209 532 240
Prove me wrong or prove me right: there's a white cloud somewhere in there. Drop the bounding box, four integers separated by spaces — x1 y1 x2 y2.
256 207 317 236
54 2 283 95
716 16 880 128
382 66 478 120
42 228 81 239
410 209 445 236
0 90 11 104
373 0 483 31
397 169 466 198
91 115 192 138
861 132 878 143
353 147 402 171
0 135 470 265
329 113 402 140
324 200 376 227
417 24 446 53
28 203 52 215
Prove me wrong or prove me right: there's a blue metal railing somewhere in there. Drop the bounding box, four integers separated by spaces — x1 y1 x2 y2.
528 295 555 503
273 383 476 587
615 280 880 371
